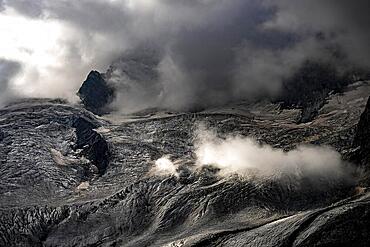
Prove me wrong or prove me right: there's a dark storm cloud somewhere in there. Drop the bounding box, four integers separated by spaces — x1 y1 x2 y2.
1 0 369 111
265 0 370 67
156 0 285 108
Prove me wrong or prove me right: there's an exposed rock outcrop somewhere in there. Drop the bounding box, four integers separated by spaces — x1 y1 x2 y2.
354 97 370 159
72 116 110 175
352 97 370 185
77 71 114 115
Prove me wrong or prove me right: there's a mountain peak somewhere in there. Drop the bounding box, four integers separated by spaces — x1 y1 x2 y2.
77 70 114 115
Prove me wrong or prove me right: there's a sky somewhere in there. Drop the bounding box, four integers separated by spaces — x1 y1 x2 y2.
0 0 369 110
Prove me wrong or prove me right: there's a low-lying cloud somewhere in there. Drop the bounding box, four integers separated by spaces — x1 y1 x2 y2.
151 156 179 177
0 1 369 110
194 128 350 181
153 126 353 185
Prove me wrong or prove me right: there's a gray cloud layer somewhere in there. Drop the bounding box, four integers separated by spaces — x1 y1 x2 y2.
0 59 21 107
0 0 369 111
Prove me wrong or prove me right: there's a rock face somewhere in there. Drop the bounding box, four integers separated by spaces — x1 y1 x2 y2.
352 96 370 184
354 96 370 157
72 117 110 175
77 71 114 115
1 82 370 246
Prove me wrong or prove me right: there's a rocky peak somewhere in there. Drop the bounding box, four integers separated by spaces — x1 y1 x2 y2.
77 46 163 115
77 70 114 115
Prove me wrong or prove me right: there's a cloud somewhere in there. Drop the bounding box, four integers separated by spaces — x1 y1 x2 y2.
0 5 120 102
0 1 369 111
152 125 355 190
0 59 21 107
2 0 44 18
264 0 370 68
100 0 370 112
151 156 179 177
194 127 350 181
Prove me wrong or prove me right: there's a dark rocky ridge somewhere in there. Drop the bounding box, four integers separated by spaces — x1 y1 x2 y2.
1 80 370 246
72 117 110 176
352 96 370 185
354 96 370 160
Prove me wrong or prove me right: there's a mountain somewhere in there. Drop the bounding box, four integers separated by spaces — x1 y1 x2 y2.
1 76 370 246
78 46 161 114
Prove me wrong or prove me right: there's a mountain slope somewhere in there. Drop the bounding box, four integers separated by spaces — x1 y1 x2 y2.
0 81 370 246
